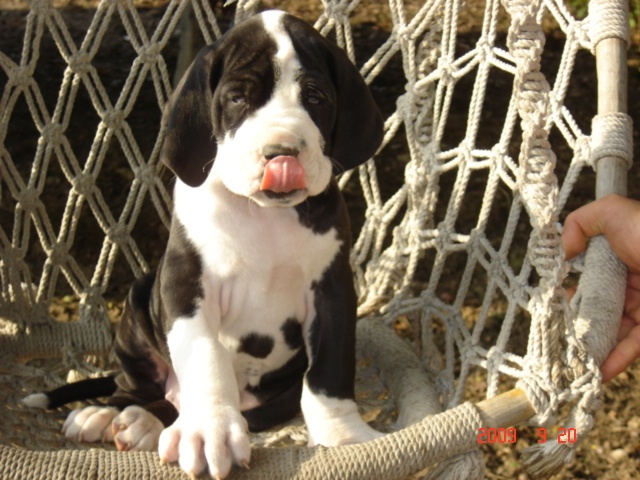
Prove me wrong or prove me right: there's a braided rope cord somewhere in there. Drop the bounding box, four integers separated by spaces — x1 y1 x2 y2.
0 0 632 477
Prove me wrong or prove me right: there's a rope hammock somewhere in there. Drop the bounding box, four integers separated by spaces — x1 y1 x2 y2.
0 0 633 478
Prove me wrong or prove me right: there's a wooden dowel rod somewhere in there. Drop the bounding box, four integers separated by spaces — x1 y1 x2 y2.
475 388 536 428
595 37 629 198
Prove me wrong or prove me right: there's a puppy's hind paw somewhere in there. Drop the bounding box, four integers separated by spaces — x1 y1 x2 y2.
62 406 119 443
112 405 164 451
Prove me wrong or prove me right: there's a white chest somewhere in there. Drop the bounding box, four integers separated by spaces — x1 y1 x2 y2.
173 178 342 390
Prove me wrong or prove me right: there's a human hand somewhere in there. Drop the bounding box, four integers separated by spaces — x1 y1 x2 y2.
562 194 640 382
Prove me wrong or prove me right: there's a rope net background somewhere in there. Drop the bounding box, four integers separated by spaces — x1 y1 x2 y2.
0 0 633 478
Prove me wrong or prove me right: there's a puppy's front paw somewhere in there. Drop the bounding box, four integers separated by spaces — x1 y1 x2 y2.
62 406 119 443
158 406 250 478
112 405 164 451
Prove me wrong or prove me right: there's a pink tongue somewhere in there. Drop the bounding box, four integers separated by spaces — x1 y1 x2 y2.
260 156 306 193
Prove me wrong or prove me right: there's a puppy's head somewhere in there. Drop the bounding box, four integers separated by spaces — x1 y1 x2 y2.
161 10 383 207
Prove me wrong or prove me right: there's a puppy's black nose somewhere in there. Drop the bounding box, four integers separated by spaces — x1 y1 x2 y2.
262 144 300 160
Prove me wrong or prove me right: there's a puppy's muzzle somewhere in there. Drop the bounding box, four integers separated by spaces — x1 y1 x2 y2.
260 144 306 194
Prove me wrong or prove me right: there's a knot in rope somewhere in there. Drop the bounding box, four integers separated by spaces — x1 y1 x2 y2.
508 24 545 63
487 257 506 282
107 223 129 244
404 156 429 193
509 276 530 307
40 122 64 145
395 23 414 44
438 59 458 86
435 221 452 252
102 110 126 131
323 2 351 23
516 375 557 426
69 52 92 75
590 112 633 170
17 188 39 212
476 38 494 64
11 66 33 88
82 285 106 307
568 18 592 51
396 91 416 120
503 0 542 20
573 134 591 166
137 163 157 185
139 43 161 65
47 242 69 266
527 227 562 273
485 346 505 374
72 173 96 197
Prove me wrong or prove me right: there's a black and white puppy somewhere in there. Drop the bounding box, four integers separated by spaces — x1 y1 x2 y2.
23 10 384 478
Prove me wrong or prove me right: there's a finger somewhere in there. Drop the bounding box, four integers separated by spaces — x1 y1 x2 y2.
629 272 640 288
617 314 636 342
562 195 622 260
601 325 640 382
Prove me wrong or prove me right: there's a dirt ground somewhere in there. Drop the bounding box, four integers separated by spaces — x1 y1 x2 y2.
1 0 640 478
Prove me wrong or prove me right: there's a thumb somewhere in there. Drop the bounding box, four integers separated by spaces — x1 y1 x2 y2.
562 196 619 260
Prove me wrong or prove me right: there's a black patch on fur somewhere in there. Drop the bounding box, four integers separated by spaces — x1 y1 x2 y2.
158 218 204 321
239 333 275 359
281 318 303 350
281 14 383 173
305 247 358 400
211 21 278 138
296 179 351 240
243 347 308 431
39 375 117 410
161 16 278 187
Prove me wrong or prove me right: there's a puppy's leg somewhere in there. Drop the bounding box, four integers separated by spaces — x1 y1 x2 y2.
63 274 175 451
242 375 304 432
158 313 250 478
302 252 383 447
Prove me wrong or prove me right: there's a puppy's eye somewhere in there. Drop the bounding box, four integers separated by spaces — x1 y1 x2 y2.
304 87 325 105
230 94 246 105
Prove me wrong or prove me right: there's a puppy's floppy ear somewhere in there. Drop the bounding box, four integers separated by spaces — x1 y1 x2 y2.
161 45 220 187
328 44 384 172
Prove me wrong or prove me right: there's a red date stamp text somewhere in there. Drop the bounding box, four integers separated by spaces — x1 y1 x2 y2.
477 427 578 445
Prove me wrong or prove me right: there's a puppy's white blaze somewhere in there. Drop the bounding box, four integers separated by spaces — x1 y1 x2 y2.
301 382 383 447
260 11 285 29
265 16 295 64
263 11 302 106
